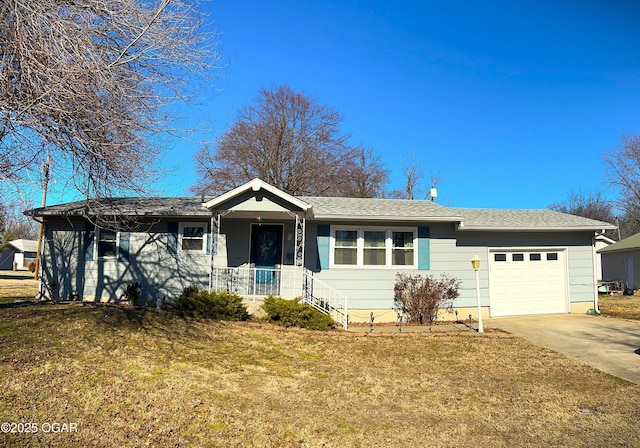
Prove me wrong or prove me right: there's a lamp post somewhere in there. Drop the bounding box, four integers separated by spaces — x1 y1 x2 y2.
471 255 484 333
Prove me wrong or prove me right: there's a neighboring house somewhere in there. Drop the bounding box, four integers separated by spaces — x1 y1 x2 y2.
0 239 38 270
26 178 615 325
598 232 640 290
595 234 616 281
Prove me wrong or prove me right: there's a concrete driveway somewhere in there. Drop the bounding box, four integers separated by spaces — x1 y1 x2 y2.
488 314 640 385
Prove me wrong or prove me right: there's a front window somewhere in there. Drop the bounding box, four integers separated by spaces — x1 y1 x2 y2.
334 230 358 265
180 223 206 253
363 230 386 265
98 229 117 258
331 227 417 268
392 231 414 266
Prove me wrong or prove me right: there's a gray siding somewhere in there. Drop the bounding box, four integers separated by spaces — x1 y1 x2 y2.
42 213 598 312
305 221 597 312
601 250 640 287
43 217 209 302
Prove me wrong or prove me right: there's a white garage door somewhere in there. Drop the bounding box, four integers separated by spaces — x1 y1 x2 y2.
489 249 567 317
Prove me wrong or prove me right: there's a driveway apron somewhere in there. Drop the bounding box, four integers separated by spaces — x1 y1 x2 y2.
488 314 640 385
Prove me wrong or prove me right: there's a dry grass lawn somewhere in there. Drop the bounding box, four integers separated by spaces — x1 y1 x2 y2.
599 291 640 320
1 279 640 447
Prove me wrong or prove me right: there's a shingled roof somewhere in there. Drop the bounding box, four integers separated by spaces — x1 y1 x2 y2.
26 197 212 218
449 208 615 231
598 232 640 253
26 195 615 232
300 196 462 221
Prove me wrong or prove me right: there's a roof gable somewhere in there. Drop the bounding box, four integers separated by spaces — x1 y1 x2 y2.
203 179 311 214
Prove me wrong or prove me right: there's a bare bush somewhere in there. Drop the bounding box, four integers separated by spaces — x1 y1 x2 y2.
394 273 460 324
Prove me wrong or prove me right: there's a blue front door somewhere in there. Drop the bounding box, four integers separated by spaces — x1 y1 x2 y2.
250 225 282 291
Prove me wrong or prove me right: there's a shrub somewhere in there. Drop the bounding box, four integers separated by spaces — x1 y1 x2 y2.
122 281 142 303
178 285 200 301
262 296 335 331
173 289 249 321
394 273 460 324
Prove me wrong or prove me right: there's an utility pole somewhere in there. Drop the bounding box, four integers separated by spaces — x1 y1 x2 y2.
34 155 51 281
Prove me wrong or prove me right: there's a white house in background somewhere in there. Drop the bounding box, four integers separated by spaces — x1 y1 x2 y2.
0 239 38 270
595 234 616 281
27 179 616 326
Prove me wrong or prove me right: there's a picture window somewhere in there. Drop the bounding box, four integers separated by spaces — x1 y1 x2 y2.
332 227 417 268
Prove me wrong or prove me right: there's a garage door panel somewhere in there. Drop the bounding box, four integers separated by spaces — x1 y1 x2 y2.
490 249 567 317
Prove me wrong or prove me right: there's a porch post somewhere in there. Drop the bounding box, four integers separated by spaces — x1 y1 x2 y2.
209 212 220 293
294 214 306 297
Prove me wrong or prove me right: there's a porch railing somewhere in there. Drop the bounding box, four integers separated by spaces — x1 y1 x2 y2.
210 265 349 330
301 268 348 330
211 265 300 299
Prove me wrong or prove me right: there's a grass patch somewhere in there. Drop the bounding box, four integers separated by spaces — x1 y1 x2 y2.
599 292 640 320
0 275 38 305
1 279 640 446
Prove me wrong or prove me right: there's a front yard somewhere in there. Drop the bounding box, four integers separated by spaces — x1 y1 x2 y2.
599 291 640 320
1 279 639 447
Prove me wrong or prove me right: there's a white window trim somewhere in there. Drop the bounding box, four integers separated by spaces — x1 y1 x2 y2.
329 226 417 269
95 227 120 260
179 222 207 254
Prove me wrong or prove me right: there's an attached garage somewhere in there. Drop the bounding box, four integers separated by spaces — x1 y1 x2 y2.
489 248 568 317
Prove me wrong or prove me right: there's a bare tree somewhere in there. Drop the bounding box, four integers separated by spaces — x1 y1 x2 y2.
387 153 434 200
0 0 221 201
548 190 615 222
0 200 37 250
605 134 640 238
191 84 387 197
338 146 389 198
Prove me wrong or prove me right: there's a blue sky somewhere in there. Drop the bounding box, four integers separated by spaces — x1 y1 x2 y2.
46 0 640 210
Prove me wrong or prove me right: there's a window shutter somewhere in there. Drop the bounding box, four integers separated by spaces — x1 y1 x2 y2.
205 233 211 255
84 221 95 261
118 232 130 262
417 227 430 270
317 225 330 270
167 222 178 254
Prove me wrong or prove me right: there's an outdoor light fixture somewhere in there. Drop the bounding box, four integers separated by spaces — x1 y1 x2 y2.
471 254 481 271
471 255 484 333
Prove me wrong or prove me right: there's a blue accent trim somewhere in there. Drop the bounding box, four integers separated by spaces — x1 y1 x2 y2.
84 220 94 261
167 222 178 255
118 232 130 262
417 226 430 270
317 224 330 270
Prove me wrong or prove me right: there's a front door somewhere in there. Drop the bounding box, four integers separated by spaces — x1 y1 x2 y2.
250 225 283 293
625 257 635 290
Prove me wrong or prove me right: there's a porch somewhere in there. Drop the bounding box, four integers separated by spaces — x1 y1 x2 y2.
203 179 348 328
210 265 348 329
